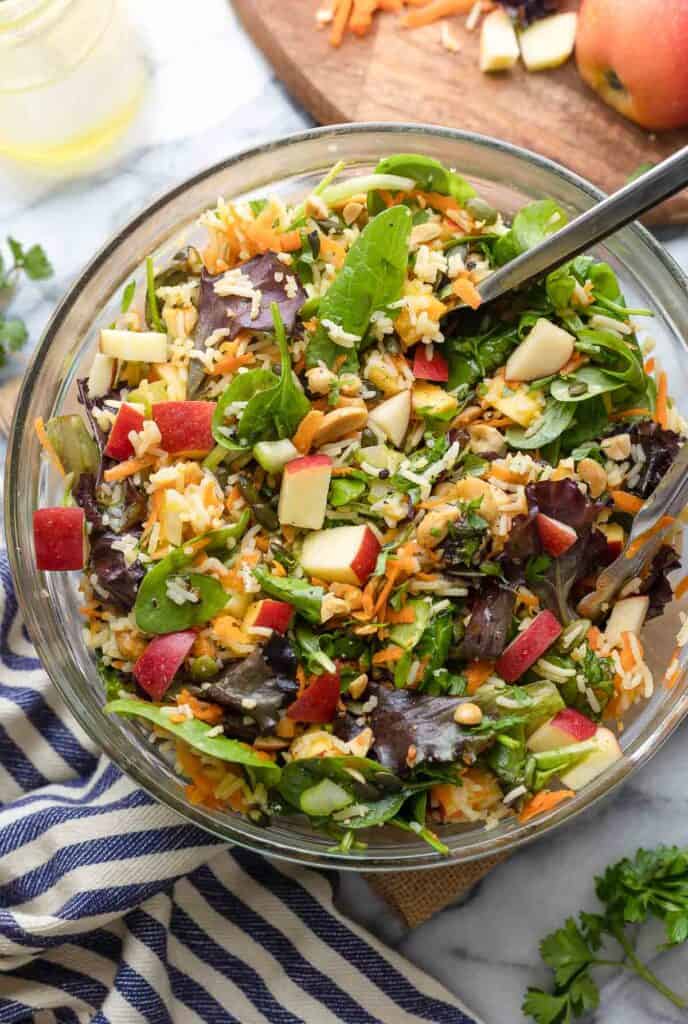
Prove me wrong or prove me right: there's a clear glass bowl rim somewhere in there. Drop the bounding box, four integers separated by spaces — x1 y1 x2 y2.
7 121 688 872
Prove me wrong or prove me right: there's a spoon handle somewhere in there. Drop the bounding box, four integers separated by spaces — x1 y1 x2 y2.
479 145 688 304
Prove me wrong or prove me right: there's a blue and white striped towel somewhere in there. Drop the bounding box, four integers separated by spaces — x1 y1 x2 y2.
0 552 481 1024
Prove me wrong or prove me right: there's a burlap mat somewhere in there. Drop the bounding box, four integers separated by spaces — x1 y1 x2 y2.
363 853 508 928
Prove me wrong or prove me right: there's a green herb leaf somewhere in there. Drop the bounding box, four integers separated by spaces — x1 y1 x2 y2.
235 305 311 444
8 237 53 280
253 567 324 624
494 200 568 266
373 154 476 205
105 697 280 786
121 280 137 313
0 317 28 351
506 401 575 450
306 205 412 371
550 366 625 403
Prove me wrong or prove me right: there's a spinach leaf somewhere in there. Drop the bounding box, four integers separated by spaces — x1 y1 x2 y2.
134 515 249 634
306 205 412 371
253 567 324 624
373 154 476 205
506 401 575 450
494 200 568 266
212 368 276 450
293 624 337 675
550 366 625 403
559 397 609 453
446 322 521 389
236 305 311 445
105 698 281 787
278 755 402 815
340 792 409 829
575 328 644 391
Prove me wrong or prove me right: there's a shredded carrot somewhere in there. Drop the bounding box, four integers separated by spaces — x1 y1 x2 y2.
349 0 379 34
675 575 688 601
292 409 326 453
103 457 152 482
587 625 603 651
278 230 303 253
372 645 404 665
625 515 675 559
414 190 461 215
644 357 655 374
489 463 527 484
619 632 637 673
465 660 494 695
177 689 224 725
655 370 668 429
609 407 651 421
453 276 482 310
331 465 354 476
212 347 255 376
519 789 575 824
610 490 643 514
385 605 415 625
34 417 66 477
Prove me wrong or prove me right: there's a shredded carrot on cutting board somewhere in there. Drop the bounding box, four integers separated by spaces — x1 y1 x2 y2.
402 0 474 29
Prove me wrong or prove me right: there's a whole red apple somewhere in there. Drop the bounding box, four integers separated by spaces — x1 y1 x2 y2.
576 0 688 130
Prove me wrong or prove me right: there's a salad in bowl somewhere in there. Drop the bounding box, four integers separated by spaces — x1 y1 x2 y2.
32 152 687 856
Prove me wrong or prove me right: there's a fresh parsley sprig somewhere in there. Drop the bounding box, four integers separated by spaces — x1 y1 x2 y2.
524 846 688 1022
0 237 53 365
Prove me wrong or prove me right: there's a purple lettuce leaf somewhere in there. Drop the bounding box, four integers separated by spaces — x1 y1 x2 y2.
459 583 516 661
89 531 145 611
525 478 601 530
639 545 681 620
369 685 492 776
626 421 681 499
195 253 306 345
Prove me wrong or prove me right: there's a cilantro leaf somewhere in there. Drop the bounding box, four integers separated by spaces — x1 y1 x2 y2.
7 237 53 279
0 318 28 351
522 989 571 1024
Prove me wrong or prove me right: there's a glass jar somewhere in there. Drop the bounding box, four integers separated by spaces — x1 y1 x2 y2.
0 0 146 172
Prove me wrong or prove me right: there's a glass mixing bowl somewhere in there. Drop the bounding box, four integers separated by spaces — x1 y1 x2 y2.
7 124 688 870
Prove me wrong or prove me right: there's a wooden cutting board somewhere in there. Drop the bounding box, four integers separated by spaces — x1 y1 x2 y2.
233 0 688 224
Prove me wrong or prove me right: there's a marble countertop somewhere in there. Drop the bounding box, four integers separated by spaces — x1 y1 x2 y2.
2 3 688 1021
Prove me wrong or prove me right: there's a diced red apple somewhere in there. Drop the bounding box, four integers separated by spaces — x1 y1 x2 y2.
600 522 625 560
244 599 294 635
368 391 411 448
560 726 623 791
287 671 340 723
412 346 449 383
133 630 196 701
527 708 597 753
496 610 562 683
34 507 86 571
605 595 649 646
104 403 145 461
300 524 381 586
536 513 577 558
152 401 215 457
278 454 332 530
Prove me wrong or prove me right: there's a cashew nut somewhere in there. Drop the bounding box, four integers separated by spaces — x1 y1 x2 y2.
578 457 608 498
312 406 368 447
417 505 461 549
468 424 507 456
601 433 632 462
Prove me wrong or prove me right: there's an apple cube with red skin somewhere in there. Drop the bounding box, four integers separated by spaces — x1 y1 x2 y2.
278 454 332 531
287 672 340 723
527 708 597 753
300 524 381 586
245 599 294 634
152 402 216 457
560 726 623 791
34 507 86 571
104 403 145 461
412 346 449 383
496 610 562 683
536 513 577 557
133 630 196 701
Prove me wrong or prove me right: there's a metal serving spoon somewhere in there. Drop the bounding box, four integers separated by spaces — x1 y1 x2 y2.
476 144 688 307
471 143 688 620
